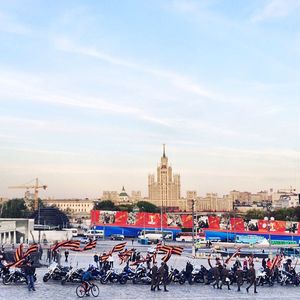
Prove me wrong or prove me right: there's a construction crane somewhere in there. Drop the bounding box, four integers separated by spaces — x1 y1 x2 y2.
8 178 47 211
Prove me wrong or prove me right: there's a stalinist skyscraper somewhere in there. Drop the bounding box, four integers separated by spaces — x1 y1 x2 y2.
148 145 181 208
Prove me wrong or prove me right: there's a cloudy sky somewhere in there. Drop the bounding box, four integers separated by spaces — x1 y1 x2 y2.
0 0 299 199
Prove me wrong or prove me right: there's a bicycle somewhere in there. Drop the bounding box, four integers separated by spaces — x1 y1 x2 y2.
76 282 100 298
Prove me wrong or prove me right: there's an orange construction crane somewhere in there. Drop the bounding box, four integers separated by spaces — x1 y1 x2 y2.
8 178 47 211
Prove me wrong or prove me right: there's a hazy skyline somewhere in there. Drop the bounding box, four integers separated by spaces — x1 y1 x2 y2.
0 0 299 199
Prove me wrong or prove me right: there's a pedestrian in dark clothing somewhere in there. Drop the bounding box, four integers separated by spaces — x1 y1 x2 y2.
219 264 231 290
235 265 244 292
158 262 169 292
94 254 99 268
185 262 194 285
131 239 134 246
52 250 57 262
24 261 36 291
262 258 266 269
151 262 159 291
246 264 257 293
212 266 221 289
39 245 43 260
46 249 51 263
146 254 151 270
64 250 69 263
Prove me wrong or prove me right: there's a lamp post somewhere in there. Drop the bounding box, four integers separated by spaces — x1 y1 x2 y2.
264 216 274 256
189 199 196 257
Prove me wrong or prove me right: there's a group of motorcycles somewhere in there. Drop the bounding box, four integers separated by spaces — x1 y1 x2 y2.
40 262 300 287
1 261 300 288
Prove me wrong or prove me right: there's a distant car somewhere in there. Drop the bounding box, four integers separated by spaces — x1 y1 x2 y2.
80 237 90 244
110 234 125 241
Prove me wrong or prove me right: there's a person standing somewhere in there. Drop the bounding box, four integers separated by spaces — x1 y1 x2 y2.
151 262 159 291
185 261 194 285
131 239 134 246
219 264 230 290
235 265 244 292
38 245 43 260
246 263 257 293
56 250 61 266
212 264 221 289
24 260 36 291
158 262 169 292
262 258 267 269
146 253 151 270
108 254 114 268
64 250 69 263
94 253 99 268
46 248 51 263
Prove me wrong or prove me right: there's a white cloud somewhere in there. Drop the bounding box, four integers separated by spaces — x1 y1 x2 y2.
54 37 215 101
251 0 300 22
0 11 31 35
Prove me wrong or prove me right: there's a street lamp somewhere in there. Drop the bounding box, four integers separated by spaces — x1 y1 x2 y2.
264 216 274 255
188 199 196 257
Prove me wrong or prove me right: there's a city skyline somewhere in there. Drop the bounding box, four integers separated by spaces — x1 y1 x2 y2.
0 0 299 198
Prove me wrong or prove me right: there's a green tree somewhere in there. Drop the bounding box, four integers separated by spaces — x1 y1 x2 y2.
136 201 159 213
117 204 133 212
93 200 117 211
0 198 29 218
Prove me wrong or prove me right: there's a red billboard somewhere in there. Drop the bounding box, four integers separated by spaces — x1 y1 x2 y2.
208 216 220 229
230 218 245 231
258 220 286 232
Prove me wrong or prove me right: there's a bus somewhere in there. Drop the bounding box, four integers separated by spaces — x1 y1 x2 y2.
175 232 193 242
138 230 173 242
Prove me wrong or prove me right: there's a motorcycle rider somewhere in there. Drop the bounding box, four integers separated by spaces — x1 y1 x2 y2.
219 264 230 290
151 261 158 291
185 261 194 285
24 259 36 291
246 263 257 294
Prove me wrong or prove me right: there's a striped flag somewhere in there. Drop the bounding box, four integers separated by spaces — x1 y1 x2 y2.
14 243 23 261
52 240 81 251
111 242 127 253
6 258 26 269
100 254 110 262
171 246 183 256
225 248 240 264
83 240 97 251
23 244 38 258
162 250 172 263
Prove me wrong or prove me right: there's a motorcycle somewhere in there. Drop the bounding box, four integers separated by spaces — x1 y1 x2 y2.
3 269 36 285
100 269 120 284
43 263 69 282
167 267 186 284
256 268 274 286
61 267 84 285
280 270 300 286
132 265 151 285
119 266 137 284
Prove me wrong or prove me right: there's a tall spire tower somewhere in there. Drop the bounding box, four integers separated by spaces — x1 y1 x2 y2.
148 145 181 208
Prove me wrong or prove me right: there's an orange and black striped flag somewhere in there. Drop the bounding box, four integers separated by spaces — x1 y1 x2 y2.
158 245 172 253
171 246 183 256
100 254 110 262
83 240 97 251
23 244 38 258
62 240 81 250
14 243 23 261
111 242 127 253
162 250 172 263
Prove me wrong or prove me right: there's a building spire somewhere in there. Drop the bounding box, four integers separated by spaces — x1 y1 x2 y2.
163 144 166 158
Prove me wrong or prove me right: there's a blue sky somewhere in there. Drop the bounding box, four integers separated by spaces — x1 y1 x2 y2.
0 0 299 199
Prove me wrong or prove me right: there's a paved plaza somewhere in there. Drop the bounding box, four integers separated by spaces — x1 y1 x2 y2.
1 241 299 300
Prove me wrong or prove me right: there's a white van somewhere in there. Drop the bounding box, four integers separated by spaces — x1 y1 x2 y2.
84 229 104 239
63 228 78 237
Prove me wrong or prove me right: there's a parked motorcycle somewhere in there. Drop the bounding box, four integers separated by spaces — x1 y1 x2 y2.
100 269 120 284
43 263 69 282
132 265 151 285
61 267 84 285
3 269 36 285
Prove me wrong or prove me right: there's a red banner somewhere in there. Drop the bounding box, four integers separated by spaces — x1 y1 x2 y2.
208 216 220 229
230 218 245 231
258 220 286 232
91 210 100 224
181 215 193 228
